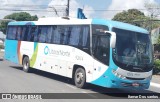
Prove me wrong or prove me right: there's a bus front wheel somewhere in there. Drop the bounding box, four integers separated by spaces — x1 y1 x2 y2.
74 68 86 88
23 56 30 73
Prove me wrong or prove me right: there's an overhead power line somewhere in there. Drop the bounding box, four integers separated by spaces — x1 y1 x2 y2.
0 8 160 13
4 4 67 8
2 4 160 12
0 8 65 12
2 3 160 12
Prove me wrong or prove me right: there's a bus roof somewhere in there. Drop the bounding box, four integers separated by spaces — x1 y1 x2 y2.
92 19 149 34
8 17 149 34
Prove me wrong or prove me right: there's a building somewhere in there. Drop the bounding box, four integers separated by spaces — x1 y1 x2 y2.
151 27 160 59
151 27 160 44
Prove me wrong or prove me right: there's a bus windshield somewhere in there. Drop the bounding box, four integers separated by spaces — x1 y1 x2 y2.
112 28 153 72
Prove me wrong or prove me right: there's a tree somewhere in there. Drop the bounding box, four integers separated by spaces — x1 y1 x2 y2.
0 12 38 34
145 2 160 18
112 9 149 27
144 2 160 31
112 9 160 31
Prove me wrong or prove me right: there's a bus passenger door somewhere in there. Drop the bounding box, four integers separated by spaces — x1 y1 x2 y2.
92 35 110 81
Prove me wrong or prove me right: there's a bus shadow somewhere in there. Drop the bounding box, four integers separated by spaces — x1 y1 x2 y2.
9 65 159 98
10 66 23 70
10 65 72 84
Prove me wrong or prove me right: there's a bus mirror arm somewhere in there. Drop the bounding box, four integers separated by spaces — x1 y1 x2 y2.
104 31 116 48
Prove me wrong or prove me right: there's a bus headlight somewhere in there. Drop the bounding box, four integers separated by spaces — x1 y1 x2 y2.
146 75 152 80
112 70 126 79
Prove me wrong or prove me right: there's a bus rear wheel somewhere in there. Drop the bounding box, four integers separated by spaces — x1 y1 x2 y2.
74 68 86 88
23 56 30 72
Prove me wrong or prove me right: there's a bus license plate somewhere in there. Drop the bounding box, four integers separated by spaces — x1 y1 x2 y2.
132 83 139 87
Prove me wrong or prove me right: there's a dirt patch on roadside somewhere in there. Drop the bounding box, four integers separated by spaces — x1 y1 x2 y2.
152 75 160 84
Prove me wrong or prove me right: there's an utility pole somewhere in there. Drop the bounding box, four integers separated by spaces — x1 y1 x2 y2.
66 0 70 16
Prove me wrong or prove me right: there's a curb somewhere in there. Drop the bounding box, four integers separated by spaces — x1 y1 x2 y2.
150 82 160 88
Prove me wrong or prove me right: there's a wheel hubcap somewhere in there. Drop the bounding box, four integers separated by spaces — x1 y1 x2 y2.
24 61 28 69
76 72 83 84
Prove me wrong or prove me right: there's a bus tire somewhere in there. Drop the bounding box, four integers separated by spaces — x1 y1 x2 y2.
22 56 30 73
74 68 86 88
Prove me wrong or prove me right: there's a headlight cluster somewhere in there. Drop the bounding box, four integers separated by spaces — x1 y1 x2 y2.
112 70 126 79
146 75 152 80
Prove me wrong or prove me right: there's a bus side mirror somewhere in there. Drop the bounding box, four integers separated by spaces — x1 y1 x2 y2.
105 31 116 48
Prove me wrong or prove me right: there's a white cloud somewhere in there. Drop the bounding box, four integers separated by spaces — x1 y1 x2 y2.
48 0 68 17
48 0 95 18
0 0 159 20
0 0 42 19
103 0 157 19
83 5 95 18
0 0 95 19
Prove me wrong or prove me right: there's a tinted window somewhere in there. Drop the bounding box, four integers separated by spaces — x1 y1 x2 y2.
7 25 90 48
92 25 109 65
92 25 109 34
81 26 89 47
7 26 17 40
38 26 48 43
26 26 36 42
52 26 60 44
61 26 71 44
69 26 81 46
93 35 110 65
31 26 38 42
112 28 153 72
46 26 52 43
68 25 90 47
21 26 29 41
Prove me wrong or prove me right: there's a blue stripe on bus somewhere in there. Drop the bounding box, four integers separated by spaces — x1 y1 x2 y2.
34 42 38 51
8 21 35 26
4 40 19 64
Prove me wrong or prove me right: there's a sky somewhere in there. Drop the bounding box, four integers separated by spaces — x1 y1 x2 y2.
0 0 160 20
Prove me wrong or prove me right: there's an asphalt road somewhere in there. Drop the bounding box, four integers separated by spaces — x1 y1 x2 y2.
0 59 160 101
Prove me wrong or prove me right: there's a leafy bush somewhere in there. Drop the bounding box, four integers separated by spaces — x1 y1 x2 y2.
0 45 4 49
153 59 160 75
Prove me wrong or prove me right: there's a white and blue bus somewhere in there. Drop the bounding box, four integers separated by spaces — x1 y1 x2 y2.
5 17 153 89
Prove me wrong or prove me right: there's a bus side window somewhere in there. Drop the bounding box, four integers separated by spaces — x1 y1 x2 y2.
51 26 56 44
34 26 39 42
27 26 34 42
52 26 60 44
16 26 22 40
29 26 38 42
7 26 17 40
69 26 81 46
60 26 70 45
38 26 47 43
46 26 52 43
92 35 97 54
7 26 14 39
21 26 29 41
81 26 89 47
